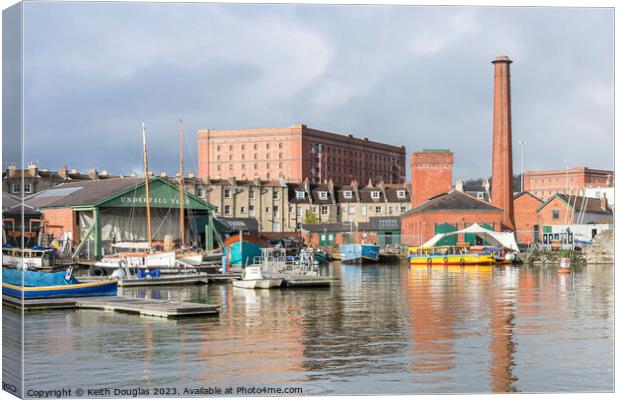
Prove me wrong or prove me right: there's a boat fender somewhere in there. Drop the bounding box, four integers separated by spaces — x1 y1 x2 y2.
90 266 106 277
111 268 126 279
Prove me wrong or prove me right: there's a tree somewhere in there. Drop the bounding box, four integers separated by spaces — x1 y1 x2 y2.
304 210 318 224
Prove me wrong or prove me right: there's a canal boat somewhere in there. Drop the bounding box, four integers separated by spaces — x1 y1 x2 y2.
2 267 117 299
338 243 380 264
232 264 283 289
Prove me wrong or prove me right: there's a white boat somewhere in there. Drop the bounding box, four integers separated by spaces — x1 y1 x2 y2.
175 251 204 266
232 265 283 289
2 247 52 269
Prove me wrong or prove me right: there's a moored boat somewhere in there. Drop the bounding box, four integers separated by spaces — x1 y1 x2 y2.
224 233 268 267
232 264 283 289
339 244 380 264
2 268 117 299
408 248 496 266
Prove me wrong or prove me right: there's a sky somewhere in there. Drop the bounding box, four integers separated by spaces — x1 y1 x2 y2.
2 2 614 181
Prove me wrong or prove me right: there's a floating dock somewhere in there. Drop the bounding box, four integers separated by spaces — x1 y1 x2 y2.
2 295 220 318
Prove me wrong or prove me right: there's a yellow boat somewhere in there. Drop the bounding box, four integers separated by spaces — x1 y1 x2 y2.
408 245 500 266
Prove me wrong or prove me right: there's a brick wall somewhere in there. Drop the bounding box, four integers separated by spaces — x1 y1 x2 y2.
513 193 543 244
410 151 453 207
42 208 80 244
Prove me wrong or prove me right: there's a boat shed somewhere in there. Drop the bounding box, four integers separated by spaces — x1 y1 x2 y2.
300 217 402 247
25 177 215 258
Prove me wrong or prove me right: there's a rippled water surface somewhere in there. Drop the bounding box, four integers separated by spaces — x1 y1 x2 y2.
6 263 614 395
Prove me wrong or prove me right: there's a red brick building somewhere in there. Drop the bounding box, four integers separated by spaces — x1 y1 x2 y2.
197 124 406 185
537 193 613 227
513 192 543 244
523 167 613 201
401 190 503 246
410 150 453 207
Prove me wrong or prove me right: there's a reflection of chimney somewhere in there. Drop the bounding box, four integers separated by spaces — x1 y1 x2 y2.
491 55 516 231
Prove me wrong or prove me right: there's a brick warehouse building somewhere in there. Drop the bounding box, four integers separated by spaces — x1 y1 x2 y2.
198 124 406 185
523 167 613 201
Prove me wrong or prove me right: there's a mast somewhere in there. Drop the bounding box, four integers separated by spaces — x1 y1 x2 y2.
179 119 186 247
142 122 153 249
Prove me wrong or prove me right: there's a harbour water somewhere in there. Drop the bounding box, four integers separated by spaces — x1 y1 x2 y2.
6 262 614 395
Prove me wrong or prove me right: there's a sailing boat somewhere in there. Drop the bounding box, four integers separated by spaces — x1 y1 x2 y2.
175 119 204 266
92 122 179 275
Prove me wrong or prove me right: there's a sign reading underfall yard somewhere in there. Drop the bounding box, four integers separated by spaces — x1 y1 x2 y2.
98 178 211 210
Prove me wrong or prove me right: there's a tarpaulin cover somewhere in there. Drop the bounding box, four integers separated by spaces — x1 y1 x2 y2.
3 269 78 287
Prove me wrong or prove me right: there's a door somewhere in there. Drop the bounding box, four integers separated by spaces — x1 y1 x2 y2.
435 223 457 246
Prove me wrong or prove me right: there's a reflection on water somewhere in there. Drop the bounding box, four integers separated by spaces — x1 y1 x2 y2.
8 263 613 394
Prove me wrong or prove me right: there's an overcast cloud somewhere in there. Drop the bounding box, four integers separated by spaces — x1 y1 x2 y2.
5 3 614 180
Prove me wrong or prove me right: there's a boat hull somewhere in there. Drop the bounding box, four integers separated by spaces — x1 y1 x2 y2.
339 244 380 264
2 280 118 299
409 254 496 266
225 241 264 266
176 253 204 266
118 274 209 287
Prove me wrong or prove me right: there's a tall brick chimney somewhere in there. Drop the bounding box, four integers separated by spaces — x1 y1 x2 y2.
490 55 516 231
411 149 453 208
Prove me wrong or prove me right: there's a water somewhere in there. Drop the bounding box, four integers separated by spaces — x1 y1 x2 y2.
4 262 614 395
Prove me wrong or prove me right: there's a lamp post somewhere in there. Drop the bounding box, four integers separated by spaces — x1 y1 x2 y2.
564 160 571 194
518 140 526 192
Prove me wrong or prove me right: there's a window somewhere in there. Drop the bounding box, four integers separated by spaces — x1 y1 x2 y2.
11 183 19 193
265 207 270 213
254 153 258 160
224 189 231 198
229 164 233 170
240 206 245 214
348 206 355 215
400 206 407 213
241 144 246 150
279 153 283 159
217 155 221 161
266 163 270 169
296 191 305 199
196 186 204 197
272 223 280 232
266 153 271 160
217 165 221 171
249 205 255 217
375 206 382 213
229 145 233 151
241 164 246 170
273 206 279 216
254 164 258 169
249 189 255 199
224 205 231 215
296 207 301 217
241 154 245 160
388 206 394 215
229 154 233 160
361 206 367 216
396 190 406 199
273 191 279 200
266 143 271 149
279 143 283 149
371 191 380 200
477 192 484 199
552 209 560 219
279 162 283 169
318 191 328 200
343 191 353 199
321 206 328 215
217 145 221 151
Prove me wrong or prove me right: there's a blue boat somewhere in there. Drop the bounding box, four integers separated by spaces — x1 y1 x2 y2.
2 268 117 299
223 233 268 266
339 244 380 264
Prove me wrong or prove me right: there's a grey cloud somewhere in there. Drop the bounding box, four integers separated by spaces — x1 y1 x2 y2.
7 3 613 180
